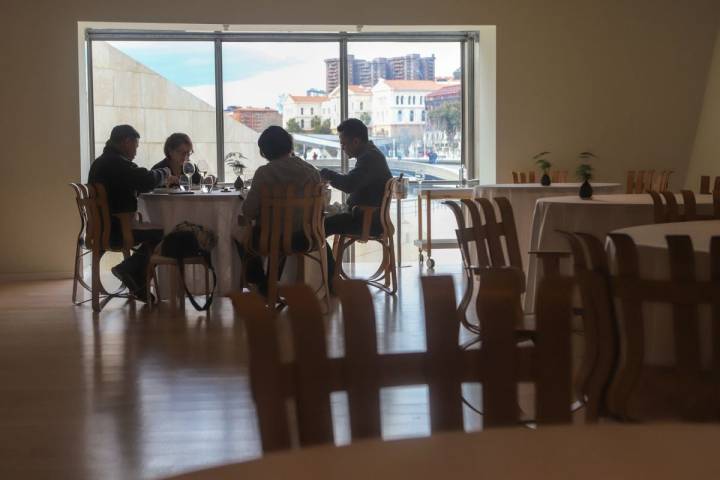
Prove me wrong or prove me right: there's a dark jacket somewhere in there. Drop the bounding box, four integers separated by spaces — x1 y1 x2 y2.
323 141 392 208
88 145 166 215
151 158 202 185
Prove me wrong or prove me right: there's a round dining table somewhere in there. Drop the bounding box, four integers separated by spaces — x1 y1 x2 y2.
163 424 720 479
607 220 720 366
525 193 714 311
474 183 622 281
138 190 244 295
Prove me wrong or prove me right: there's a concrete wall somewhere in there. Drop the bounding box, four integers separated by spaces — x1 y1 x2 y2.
1 0 719 277
686 28 720 189
92 41 264 177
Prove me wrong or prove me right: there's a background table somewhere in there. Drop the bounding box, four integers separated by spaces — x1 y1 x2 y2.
525 193 713 310
608 220 720 366
164 424 720 479
139 191 244 295
474 183 622 277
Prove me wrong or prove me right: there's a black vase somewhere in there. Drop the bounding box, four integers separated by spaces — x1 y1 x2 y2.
234 176 244 190
541 173 551 186
579 179 593 199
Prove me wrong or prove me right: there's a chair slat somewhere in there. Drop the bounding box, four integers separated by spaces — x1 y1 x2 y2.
476 268 521 427
700 176 711 195
666 236 701 373
421 276 464 432
336 280 382 440
494 197 523 271
476 198 506 266
231 292 292 452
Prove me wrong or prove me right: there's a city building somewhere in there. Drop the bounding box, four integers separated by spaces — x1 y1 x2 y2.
321 85 373 129
425 83 461 111
282 94 329 131
370 79 443 139
325 54 436 91
229 106 282 132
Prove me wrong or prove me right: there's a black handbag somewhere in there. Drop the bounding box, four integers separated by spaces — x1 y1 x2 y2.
161 222 218 311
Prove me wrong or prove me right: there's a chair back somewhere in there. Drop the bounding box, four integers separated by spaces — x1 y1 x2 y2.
605 233 720 421
700 176 711 195
378 177 398 239
70 183 90 248
550 170 568 183
250 182 326 256
443 201 474 272
234 273 573 452
461 197 523 275
649 191 703 223
511 171 536 184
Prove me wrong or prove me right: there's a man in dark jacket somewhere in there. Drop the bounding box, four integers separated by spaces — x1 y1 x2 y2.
320 118 392 280
88 125 177 300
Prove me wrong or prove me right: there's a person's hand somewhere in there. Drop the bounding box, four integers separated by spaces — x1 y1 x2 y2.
166 174 180 187
319 168 333 180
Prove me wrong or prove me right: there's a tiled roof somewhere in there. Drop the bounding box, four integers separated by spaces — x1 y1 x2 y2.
426 84 461 98
380 80 444 91
288 95 329 103
348 85 372 94
232 106 280 112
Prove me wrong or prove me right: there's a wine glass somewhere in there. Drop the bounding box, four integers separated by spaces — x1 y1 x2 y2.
196 158 209 182
182 161 196 189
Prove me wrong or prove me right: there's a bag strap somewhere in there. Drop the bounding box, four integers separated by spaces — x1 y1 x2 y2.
176 254 217 311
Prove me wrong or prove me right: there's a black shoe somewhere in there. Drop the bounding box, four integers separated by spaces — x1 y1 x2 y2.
111 265 140 293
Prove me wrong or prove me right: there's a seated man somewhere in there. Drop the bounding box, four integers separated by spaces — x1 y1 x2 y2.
235 126 321 297
320 118 392 278
88 124 177 300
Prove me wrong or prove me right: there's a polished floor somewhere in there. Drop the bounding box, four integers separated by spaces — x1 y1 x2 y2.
0 261 517 480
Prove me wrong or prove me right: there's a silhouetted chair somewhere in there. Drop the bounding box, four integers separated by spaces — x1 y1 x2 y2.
511 171 536 184
232 272 574 452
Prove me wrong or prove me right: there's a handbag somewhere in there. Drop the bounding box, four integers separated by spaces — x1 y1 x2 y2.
161 221 218 311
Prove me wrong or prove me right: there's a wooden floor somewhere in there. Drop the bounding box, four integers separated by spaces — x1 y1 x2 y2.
0 263 501 480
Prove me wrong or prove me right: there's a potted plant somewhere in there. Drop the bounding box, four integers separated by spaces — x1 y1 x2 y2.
576 151 596 199
225 152 247 190
534 151 552 186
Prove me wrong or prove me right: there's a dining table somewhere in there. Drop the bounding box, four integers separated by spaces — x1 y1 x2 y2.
138 189 244 296
524 193 714 311
607 219 720 366
163 424 720 479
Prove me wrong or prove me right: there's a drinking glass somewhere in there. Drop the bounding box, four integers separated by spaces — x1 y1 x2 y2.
178 175 190 192
201 175 214 194
182 161 196 189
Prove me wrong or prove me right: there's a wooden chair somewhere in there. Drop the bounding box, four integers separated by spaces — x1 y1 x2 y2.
648 190 711 223
232 272 573 452
332 177 398 294
627 170 672 194
84 183 140 312
511 171 536 184
236 182 330 311
146 253 211 311
557 231 619 422
69 183 94 304
700 175 711 195
603 233 720 421
446 197 568 331
550 170 568 183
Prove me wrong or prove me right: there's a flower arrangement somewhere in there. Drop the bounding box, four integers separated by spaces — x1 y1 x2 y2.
533 151 552 185
576 151 596 181
224 152 247 176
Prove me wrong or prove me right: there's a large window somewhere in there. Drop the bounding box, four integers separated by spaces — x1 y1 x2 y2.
87 31 476 182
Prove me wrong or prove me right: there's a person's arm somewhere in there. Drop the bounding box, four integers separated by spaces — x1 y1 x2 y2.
124 163 170 193
320 159 370 194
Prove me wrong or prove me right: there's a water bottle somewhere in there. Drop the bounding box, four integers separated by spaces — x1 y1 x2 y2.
458 164 466 186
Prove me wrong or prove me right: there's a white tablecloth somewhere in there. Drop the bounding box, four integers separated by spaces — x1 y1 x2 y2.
164 424 720 480
138 191 244 295
525 193 714 311
474 183 622 278
608 220 720 366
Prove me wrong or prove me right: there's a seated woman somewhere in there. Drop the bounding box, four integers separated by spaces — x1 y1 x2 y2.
152 133 202 185
234 126 321 297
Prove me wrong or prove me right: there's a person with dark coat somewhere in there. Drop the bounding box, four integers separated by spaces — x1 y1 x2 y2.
151 133 202 185
88 124 177 301
320 118 392 280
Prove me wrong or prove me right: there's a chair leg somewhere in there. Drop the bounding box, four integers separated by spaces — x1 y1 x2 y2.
317 249 331 313
385 238 398 295
91 251 101 312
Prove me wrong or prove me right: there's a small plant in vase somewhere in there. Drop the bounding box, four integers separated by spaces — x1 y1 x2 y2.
534 151 552 186
225 152 247 190
576 151 596 199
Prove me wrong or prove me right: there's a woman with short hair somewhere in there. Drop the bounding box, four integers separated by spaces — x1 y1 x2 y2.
152 133 202 184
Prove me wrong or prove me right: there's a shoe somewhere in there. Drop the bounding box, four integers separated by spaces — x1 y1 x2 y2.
111 265 140 293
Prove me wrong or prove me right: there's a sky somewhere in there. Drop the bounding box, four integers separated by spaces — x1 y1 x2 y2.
109 41 461 110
